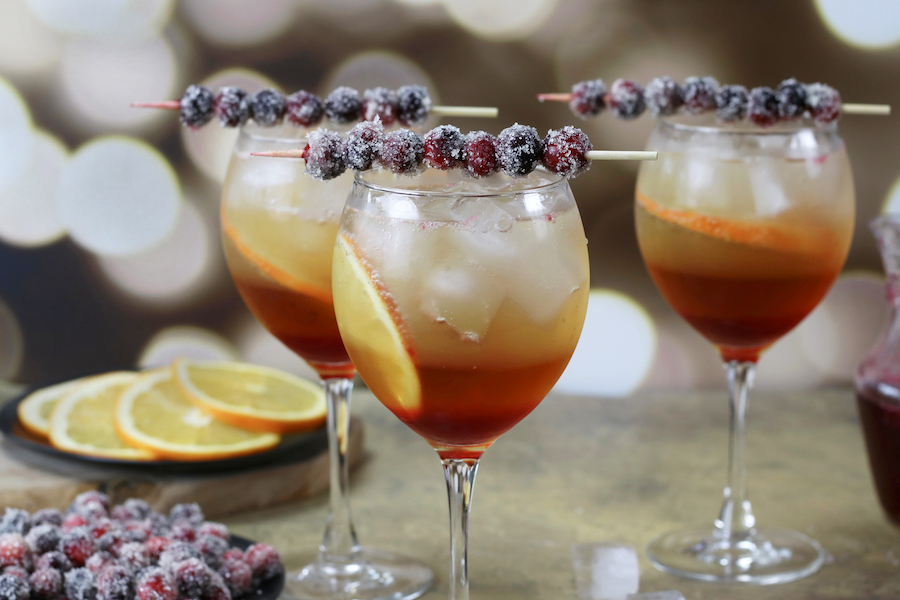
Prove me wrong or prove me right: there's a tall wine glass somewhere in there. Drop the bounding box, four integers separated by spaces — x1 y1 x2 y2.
331 168 590 599
221 122 433 600
635 113 855 583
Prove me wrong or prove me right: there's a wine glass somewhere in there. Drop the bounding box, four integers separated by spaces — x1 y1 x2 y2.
635 113 855 583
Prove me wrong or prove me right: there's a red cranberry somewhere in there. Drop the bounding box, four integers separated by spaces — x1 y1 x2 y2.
196 524 228 542
541 126 592 179
245 543 282 580
463 131 499 178
0 535 31 570
62 515 87 533
59 529 95 567
173 559 213 598
136 568 176 600
424 125 465 171
145 538 170 563
30 569 63 600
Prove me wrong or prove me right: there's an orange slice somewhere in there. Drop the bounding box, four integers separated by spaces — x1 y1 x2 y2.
635 192 824 254
18 377 90 438
332 234 421 418
172 359 326 434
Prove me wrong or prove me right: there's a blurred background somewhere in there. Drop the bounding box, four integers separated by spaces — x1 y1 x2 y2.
0 0 899 397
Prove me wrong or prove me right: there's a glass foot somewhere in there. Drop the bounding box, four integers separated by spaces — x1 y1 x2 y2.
283 547 433 600
647 526 825 585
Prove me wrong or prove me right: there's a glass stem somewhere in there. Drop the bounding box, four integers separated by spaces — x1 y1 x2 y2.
319 377 361 563
442 458 479 600
715 360 757 539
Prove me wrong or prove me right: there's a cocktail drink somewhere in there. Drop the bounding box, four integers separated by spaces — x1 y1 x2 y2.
635 114 854 583
332 168 589 599
221 122 432 600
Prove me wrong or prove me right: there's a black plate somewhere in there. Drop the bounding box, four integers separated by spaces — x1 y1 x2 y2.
0 381 329 478
230 534 285 600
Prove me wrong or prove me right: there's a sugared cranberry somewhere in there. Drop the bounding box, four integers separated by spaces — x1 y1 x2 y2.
84 552 116 576
682 76 719 114
37 552 71 573
145 538 170 563
806 82 841 125
0 535 31 570
463 131 499 178
748 86 780 127
324 87 361 124
220 549 242 563
607 79 646 120
146 514 169 538
244 544 282 580
286 90 325 128
122 501 152 522
250 89 286 127
776 78 808 120
26 524 61 555
29 569 62 600
62 515 87 533
97 531 127 557
213 87 249 128
381 129 425 176
568 79 607 118
96 565 133 600
193 537 227 571
70 493 110 514
196 524 228 543
89 519 116 540
345 120 385 172
205 574 230 600
172 559 212 598
179 85 215 130
423 125 465 171
362 87 399 126
59 529 95 567
31 510 63 529
0 510 30 537
715 84 749 122
496 123 542 178
1 567 26 582
541 126 592 179
117 543 149 573
169 522 196 544
63 568 97 600
217 559 251 597
303 129 347 181
644 76 684 117
397 85 431 127
157 543 200 573
0 573 28 600
135 568 177 600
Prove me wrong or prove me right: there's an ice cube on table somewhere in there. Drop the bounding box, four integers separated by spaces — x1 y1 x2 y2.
626 592 685 600
572 543 640 600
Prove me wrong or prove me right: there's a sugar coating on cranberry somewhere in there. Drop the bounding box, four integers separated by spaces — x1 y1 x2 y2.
26 524 61 555
397 85 432 127
304 129 348 181
90 518 117 540
71 493 110 514
324 86 362 124
748 86 780 127
60 528 96 567
644 76 684 117
1 567 26 583
196 524 228 542
568 79 607 118
122 500 152 522
217 559 251 596
424 125 465 171
63 515 87 532
381 129 425 176
157 543 201 573
29 569 62 600
64 568 97 600
220 549 242 563
776 78 807 120
145 537 170 563
97 565 133 600
806 83 841 125
180 85 215 129
463 131 499 178
245 544 282 580
205 572 230 600
172 558 212 598
31 510 62 529
98 531 127 556
0 573 28 600
607 79 646 120
146 514 169 537
193 536 227 571
84 551 116 575
496 123 542 178
213 87 249 128
36 551 71 573
168 521 195 543
541 126 592 179
250 89 286 127
345 120 385 172
0 535 30 570
286 90 325 128
0 510 30 537
136 568 177 600
362 87 399 126
715 84 749 122
683 76 719 114
117 543 150 573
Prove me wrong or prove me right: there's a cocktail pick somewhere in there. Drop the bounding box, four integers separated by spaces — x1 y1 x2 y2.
130 101 499 119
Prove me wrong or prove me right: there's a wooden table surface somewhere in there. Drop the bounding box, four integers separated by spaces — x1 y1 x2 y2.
223 386 899 599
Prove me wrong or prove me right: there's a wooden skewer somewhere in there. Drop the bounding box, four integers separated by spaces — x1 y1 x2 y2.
131 101 180 109
251 148 658 162
251 149 307 159
132 101 499 119
537 94 890 116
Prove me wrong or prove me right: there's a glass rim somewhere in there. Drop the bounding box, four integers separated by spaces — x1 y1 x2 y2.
352 168 568 198
657 115 838 136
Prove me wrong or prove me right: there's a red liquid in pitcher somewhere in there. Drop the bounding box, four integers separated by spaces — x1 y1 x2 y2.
856 384 900 526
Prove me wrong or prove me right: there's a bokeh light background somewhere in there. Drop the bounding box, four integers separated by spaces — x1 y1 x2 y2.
1 0 899 397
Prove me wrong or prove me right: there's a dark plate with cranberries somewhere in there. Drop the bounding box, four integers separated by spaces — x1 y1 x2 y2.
0 493 285 600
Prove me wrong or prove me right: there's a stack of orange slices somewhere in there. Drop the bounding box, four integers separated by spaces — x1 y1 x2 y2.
17 360 326 461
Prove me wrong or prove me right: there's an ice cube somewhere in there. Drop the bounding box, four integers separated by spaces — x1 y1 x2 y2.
380 193 420 220
420 267 505 342
626 593 685 600
572 543 640 600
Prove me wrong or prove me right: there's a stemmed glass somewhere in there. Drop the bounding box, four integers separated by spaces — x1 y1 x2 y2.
331 168 590 599
635 113 855 583
221 122 433 600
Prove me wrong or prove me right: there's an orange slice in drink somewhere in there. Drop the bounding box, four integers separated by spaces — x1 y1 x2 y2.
221 207 333 303
332 235 421 417
172 359 326 434
116 369 280 461
635 192 826 254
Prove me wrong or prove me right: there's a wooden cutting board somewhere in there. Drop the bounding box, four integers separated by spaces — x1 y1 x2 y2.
0 418 364 519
